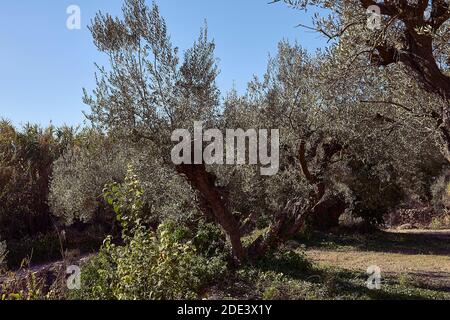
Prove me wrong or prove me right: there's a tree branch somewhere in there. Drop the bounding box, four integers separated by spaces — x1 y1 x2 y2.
430 0 450 28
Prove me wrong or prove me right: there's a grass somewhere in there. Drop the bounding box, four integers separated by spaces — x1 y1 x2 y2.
208 228 450 300
296 229 450 255
208 253 450 300
2 227 449 300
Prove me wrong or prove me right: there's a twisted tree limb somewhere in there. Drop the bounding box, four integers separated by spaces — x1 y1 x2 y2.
247 138 344 260
176 162 246 263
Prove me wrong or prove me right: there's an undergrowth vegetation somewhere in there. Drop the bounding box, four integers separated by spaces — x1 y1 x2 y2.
70 167 228 300
0 238 6 270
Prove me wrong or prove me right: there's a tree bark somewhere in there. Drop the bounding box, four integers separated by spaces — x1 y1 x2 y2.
247 199 311 260
309 194 347 230
176 138 344 262
176 163 246 263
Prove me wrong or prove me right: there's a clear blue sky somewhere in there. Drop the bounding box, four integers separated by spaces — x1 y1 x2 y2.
0 0 326 127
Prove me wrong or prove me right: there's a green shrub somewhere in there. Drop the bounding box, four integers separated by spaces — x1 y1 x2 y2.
113 223 225 299
49 130 126 226
0 120 79 268
69 250 117 300
257 247 312 277
72 167 227 300
73 223 226 300
192 220 230 259
343 159 405 225
431 169 450 213
430 214 450 229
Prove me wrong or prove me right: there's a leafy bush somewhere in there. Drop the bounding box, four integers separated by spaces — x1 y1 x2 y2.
50 133 199 232
192 220 230 259
73 222 226 300
49 130 127 226
257 247 313 277
115 224 224 299
72 167 227 300
430 214 450 230
69 250 117 300
431 169 450 213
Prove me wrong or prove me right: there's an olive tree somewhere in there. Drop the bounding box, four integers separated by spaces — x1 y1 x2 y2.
82 0 251 261
49 131 129 225
83 0 444 263
274 0 450 162
83 0 350 262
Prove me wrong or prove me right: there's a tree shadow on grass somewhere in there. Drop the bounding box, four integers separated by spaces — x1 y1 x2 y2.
297 230 450 256
402 271 450 293
251 249 443 300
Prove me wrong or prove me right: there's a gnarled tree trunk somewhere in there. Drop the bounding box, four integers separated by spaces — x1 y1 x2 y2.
248 138 345 260
362 0 450 162
176 138 345 263
176 163 246 263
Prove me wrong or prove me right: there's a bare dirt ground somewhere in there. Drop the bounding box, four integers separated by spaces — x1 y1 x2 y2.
0 254 92 286
305 229 450 293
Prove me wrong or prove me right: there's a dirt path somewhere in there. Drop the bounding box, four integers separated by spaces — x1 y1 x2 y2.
0 254 92 285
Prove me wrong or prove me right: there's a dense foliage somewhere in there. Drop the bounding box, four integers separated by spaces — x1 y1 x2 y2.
1 0 450 301
0 121 74 238
71 168 227 300
0 121 80 266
